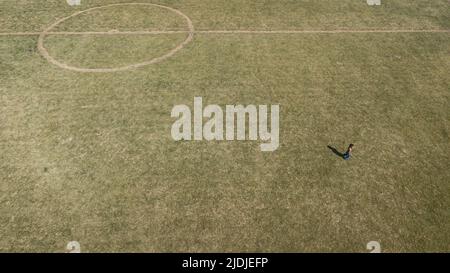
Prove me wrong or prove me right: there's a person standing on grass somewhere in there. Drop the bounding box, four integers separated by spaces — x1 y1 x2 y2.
343 144 354 160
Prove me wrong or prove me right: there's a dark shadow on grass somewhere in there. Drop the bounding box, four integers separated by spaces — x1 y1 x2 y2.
327 145 344 159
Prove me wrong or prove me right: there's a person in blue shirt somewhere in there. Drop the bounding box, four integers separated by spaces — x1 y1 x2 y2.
343 144 354 160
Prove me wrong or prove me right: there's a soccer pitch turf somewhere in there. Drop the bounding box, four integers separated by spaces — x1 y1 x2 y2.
0 0 449 252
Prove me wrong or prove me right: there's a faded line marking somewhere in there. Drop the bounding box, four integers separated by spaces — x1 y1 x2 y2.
1 29 449 36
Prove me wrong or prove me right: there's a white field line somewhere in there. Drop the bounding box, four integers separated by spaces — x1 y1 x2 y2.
0 31 186 36
197 29 450 34
0 29 449 36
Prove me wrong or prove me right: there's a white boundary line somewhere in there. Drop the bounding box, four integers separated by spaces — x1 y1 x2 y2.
197 29 450 34
1 29 449 36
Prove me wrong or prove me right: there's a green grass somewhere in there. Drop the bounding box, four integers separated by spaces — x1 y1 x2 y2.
0 0 449 252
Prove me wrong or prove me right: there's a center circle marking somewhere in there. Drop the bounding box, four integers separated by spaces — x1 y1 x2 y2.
37 3 195 72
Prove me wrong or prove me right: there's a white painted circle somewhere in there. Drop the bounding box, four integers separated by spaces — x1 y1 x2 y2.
38 3 195 72
66 241 81 253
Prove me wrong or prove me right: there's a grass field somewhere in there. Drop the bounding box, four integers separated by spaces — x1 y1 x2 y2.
0 0 449 252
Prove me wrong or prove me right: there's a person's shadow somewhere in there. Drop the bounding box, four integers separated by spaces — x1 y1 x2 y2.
327 145 345 159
